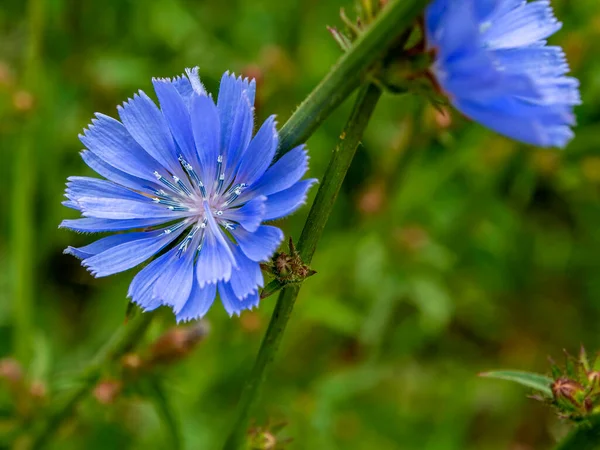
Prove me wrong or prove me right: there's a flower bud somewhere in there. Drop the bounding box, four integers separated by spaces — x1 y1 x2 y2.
148 321 210 366
552 377 586 413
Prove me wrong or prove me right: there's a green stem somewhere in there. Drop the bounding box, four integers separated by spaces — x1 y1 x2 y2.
223 84 382 450
31 311 157 449
554 417 600 450
276 0 428 158
12 0 45 367
147 376 183 450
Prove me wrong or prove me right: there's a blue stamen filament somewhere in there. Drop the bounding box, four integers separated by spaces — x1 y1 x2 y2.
163 221 187 235
154 170 184 195
177 223 201 256
173 175 193 197
222 183 246 207
215 155 225 194
178 155 206 198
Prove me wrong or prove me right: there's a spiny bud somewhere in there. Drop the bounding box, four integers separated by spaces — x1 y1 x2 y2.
552 378 585 408
546 347 600 420
263 238 316 287
147 320 210 366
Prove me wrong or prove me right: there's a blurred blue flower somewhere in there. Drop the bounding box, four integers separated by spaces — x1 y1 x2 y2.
62 68 316 321
425 0 581 147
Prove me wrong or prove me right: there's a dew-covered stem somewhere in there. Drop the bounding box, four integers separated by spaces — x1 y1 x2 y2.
223 83 382 450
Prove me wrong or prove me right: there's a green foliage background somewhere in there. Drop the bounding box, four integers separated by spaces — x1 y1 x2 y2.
1 0 599 448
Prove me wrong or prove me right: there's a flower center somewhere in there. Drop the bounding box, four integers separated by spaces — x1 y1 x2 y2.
152 155 247 236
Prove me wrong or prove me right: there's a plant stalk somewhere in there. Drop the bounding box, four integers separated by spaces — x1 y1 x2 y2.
12 0 45 367
223 83 382 450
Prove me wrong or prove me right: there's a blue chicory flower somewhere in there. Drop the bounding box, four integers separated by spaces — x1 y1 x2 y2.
425 0 581 147
62 68 316 321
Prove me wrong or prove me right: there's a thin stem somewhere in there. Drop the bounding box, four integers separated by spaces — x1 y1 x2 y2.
554 416 600 450
276 0 428 158
223 84 382 450
31 311 157 449
12 0 45 366
146 376 183 450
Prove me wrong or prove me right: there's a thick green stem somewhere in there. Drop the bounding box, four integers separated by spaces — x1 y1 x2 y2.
12 0 45 367
554 417 600 450
223 84 382 450
31 311 157 449
276 0 427 158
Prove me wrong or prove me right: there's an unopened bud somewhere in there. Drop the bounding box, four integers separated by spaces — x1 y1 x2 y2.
148 321 210 366
552 377 586 412
275 254 292 277
93 380 122 405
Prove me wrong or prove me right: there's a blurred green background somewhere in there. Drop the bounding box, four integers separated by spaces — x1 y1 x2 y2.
1 0 600 449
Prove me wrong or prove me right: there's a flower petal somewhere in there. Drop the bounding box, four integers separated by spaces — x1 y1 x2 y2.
77 197 186 220
221 196 266 232
191 93 221 187
80 113 160 182
235 115 278 186
128 250 174 311
185 67 206 96
176 281 217 322
482 1 562 49
263 179 317 221
64 232 151 260
232 225 283 262
218 282 259 317
81 150 157 193
228 244 263 300
118 91 182 176
195 229 233 287
82 226 185 277
217 73 256 162
60 217 169 233
250 145 309 197
152 246 196 314
225 91 254 175
65 176 149 203
152 78 199 169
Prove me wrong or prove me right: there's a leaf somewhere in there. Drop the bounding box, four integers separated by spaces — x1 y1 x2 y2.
480 370 554 397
